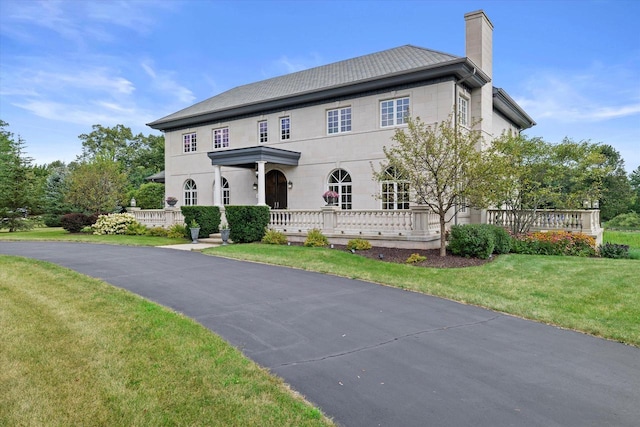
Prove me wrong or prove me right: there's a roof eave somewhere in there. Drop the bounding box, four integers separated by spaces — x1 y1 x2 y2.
148 59 489 131
492 87 536 130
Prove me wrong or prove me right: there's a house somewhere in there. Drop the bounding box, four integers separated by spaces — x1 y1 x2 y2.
146 10 544 247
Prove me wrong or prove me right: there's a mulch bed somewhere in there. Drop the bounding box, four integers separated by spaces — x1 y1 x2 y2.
332 245 492 268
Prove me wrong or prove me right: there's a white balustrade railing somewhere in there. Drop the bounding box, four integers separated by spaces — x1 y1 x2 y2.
335 210 413 234
269 210 323 231
129 208 184 228
487 209 601 234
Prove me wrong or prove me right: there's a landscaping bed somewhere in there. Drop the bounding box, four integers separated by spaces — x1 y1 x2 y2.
333 245 492 268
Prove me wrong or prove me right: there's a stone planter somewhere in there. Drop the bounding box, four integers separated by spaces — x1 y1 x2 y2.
220 229 230 245
190 227 200 244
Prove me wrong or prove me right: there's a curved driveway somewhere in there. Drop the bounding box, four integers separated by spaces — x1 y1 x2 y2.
2 242 639 426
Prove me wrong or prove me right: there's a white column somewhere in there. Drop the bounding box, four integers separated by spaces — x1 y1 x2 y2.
257 161 266 206
213 165 222 207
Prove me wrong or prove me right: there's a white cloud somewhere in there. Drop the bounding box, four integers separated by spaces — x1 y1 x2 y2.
515 64 640 124
265 53 324 77
141 61 196 104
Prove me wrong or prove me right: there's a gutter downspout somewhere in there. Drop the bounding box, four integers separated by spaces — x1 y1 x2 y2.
452 67 477 226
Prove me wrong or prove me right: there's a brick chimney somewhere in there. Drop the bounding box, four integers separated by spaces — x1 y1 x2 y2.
464 10 494 142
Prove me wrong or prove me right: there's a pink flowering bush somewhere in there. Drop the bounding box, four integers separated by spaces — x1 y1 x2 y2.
512 231 596 257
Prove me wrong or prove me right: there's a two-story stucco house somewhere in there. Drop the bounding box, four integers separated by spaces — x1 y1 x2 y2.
147 10 536 246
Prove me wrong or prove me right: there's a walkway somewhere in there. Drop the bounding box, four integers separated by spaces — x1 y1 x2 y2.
1 242 638 426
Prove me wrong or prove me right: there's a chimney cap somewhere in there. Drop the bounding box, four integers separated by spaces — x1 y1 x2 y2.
464 10 494 30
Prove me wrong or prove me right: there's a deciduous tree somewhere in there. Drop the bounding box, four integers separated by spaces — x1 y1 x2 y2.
373 116 488 256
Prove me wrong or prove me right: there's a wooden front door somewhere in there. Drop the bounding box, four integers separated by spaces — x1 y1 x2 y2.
265 170 287 209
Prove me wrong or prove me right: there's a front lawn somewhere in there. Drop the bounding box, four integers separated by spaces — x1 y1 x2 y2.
0 256 333 426
0 227 187 246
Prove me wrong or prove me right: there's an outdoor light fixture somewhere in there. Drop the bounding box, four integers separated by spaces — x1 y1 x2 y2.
288 180 293 189
378 254 384 259
252 182 258 191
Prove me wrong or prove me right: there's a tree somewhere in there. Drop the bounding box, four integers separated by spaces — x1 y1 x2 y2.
482 133 555 234
134 182 165 209
595 145 633 221
630 165 640 213
373 116 487 256
483 135 608 234
77 124 164 189
65 158 128 214
0 121 40 231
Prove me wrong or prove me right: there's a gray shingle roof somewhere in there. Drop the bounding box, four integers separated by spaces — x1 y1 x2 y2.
149 45 459 127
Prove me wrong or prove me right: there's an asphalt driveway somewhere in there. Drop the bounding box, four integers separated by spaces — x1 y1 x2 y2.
1 242 639 426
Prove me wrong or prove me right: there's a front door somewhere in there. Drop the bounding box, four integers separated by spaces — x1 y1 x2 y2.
265 170 287 209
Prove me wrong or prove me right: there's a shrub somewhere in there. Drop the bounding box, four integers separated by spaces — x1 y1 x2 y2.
61 213 93 233
92 213 139 235
606 212 640 230
598 242 631 259
486 225 512 254
181 206 220 238
405 253 427 263
262 229 288 245
43 214 62 227
512 231 596 257
167 223 188 239
146 226 169 237
225 205 270 243
134 182 165 209
346 238 372 251
304 228 329 247
125 222 148 236
449 224 495 259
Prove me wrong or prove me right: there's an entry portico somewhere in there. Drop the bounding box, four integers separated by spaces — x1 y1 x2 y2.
207 146 300 208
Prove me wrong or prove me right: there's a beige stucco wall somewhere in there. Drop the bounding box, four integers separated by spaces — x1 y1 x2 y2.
165 80 465 210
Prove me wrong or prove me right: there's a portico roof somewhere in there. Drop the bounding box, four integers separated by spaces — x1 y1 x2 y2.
207 146 301 169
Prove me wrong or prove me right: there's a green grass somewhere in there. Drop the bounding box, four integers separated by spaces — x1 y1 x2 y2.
604 230 640 259
0 256 333 426
204 244 640 347
0 227 188 246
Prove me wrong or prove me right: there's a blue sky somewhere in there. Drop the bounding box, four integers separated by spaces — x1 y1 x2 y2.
1 0 639 172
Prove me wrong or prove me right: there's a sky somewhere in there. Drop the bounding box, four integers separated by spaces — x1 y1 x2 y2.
1 0 639 172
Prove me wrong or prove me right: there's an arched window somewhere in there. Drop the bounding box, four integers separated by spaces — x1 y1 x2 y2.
328 169 352 210
184 179 197 206
222 177 230 205
381 167 410 210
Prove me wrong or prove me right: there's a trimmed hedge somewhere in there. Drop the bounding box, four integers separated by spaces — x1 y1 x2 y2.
486 224 512 254
180 206 221 238
449 224 495 259
225 205 270 243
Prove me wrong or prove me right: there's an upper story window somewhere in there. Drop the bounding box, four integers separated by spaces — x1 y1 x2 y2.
258 120 268 143
280 117 290 140
184 179 197 206
458 96 469 127
213 127 229 149
381 97 410 127
183 132 196 153
381 167 410 210
327 107 351 134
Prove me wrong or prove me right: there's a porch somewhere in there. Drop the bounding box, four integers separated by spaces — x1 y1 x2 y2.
129 207 602 249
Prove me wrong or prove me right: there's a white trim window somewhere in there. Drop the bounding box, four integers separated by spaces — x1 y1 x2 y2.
184 179 197 206
258 120 268 143
380 97 410 127
280 116 290 140
381 167 410 210
458 96 469 127
328 168 352 210
213 127 229 149
183 132 197 153
327 107 351 134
